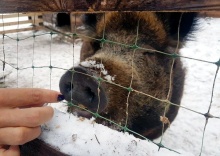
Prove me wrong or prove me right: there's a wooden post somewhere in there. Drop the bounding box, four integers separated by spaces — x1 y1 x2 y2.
28 14 43 26
0 0 220 13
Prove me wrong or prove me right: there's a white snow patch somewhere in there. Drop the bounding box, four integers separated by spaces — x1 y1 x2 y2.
40 108 193 156
104 75 116 82
80 60 116 82
80 60 97 68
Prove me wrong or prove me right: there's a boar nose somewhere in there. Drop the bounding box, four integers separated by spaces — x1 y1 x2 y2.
59 66 107 112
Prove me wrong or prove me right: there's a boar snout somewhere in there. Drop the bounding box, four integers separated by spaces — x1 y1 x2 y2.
59 66 107 118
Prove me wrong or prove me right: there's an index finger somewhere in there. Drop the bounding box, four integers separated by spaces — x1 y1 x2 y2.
0 88 61 108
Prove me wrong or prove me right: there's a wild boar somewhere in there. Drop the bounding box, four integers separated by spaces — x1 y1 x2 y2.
59 12 196 140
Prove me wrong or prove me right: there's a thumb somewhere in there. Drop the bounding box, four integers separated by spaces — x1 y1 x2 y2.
0 145 20 156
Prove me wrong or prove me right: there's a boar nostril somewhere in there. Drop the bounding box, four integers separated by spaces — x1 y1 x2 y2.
66 82 74 92
85 87 95 103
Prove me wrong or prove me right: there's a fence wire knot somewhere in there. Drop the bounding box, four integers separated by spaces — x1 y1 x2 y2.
215 59 220 66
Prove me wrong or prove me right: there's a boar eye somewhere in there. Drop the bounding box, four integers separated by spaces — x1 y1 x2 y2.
92 41 101 52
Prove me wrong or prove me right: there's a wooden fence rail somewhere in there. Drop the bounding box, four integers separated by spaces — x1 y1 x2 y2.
0 0 220 13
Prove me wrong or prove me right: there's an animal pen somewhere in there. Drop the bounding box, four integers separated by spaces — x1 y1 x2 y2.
0 0 220 156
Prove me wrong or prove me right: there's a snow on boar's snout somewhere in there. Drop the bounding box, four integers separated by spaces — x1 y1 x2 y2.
59 12 196 140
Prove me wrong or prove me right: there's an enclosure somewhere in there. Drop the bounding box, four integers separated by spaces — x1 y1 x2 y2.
0 1 220 156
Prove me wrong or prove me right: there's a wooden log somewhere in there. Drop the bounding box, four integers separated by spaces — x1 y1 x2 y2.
0 26 43 34
199 11 220 18
0 0 220 13
1 13 42 19
0 19 43 27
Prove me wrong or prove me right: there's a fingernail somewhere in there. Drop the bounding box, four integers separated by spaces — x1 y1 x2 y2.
57 94 65 101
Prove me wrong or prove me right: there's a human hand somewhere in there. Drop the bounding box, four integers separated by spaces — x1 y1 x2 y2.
0 88 64 156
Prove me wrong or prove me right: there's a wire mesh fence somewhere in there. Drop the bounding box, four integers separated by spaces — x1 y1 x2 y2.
0 12 220 155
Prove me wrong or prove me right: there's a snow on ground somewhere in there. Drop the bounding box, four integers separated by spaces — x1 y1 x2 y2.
0 17 220 156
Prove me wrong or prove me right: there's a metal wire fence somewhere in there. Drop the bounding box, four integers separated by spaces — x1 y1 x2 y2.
0 12 220 155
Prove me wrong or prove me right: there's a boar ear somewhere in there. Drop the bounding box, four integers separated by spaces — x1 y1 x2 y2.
169 12 196 39
157 12 196 40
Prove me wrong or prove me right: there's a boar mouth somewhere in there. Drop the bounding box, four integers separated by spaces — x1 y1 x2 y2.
73 107 93 118
59 66 108 118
